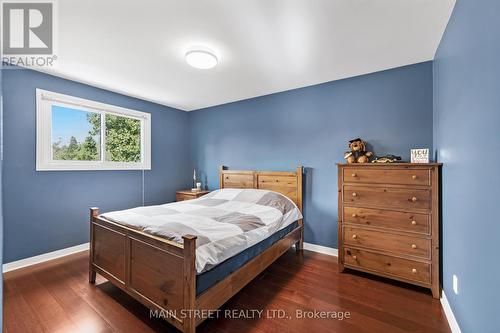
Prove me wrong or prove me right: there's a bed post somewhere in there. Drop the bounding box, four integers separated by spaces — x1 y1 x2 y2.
219 165 227 188
296 166 304 253
182 234 197 333
89 207 99 284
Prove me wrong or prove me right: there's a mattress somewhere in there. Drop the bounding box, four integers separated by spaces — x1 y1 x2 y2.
101 188 302 274
196 220 298 295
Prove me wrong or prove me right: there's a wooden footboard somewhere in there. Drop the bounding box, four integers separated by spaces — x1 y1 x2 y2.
89 208 197 332
89 208 302 333
89 165 304 333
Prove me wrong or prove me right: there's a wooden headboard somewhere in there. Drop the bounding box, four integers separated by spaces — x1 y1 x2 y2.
219 166 303 212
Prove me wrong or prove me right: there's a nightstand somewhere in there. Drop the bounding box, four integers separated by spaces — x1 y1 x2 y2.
176 189 210 202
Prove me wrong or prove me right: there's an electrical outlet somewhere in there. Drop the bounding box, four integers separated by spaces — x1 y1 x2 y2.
453 274 459 295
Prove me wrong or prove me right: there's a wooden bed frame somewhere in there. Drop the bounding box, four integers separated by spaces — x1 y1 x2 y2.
89 166 303 333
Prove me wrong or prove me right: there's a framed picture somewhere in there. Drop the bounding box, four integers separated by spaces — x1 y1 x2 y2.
411 148 430 163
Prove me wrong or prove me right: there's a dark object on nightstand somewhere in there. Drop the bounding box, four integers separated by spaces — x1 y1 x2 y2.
176 189 210 201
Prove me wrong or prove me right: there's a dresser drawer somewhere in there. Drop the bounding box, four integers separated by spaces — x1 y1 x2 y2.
343 168 431 186
343 185 431 211
344 207 430 235
344 226 431 259
344 248 431 284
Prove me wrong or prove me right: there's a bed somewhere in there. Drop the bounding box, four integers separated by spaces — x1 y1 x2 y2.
88 166 303 333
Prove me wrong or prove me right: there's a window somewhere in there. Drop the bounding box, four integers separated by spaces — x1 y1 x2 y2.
36 89 151 170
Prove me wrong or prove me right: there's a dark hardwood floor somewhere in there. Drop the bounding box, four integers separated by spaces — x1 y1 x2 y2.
3 250 450 333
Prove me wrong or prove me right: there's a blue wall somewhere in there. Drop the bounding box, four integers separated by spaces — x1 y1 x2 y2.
433 1 500 331
0 60 4 329
190 62 434 248
2 68 191 262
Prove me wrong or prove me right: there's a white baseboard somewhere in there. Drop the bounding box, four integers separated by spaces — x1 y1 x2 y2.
3 243 90 273
441 291 462 333
3 241 336 273
303 242 338 257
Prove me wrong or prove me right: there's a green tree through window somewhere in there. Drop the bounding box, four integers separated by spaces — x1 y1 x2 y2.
105 114 141 162
52 111 141 162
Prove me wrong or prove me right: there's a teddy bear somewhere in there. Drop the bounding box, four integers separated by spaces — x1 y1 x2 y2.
344 138 373 163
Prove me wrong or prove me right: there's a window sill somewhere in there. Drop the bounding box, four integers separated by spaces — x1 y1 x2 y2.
36 161 151 171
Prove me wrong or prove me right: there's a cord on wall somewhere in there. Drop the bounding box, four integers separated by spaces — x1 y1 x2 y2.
142 169 145 206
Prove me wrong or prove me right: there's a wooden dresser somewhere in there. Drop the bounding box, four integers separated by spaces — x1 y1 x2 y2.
337 163 441 298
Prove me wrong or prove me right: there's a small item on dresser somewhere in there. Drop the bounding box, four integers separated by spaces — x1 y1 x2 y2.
371 154 402 163
343 138 373 163
410 148 430 163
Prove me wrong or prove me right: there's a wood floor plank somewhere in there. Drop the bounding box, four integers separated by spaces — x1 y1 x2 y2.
266 252 449 331
234 279 407 333
32 262 114 333
6 271 83 333
3 249 451 333
3 279 44 333
260 265 447 332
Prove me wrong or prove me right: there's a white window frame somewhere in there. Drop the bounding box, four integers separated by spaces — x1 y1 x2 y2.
36 89 151 171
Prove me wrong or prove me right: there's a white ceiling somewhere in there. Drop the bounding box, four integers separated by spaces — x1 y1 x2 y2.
36 0 455 111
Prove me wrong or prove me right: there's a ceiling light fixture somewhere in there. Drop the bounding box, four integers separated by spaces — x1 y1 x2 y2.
185 46 218 69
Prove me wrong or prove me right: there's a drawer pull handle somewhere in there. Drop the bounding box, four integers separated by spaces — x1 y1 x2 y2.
411 196 418 202
352 192 357 197
412 244 417 249
412 175 418 180
411 220 417 225
351 173 357 177
412 268 418 274
352 234 358 239
352 213 357 217
352 255 357 260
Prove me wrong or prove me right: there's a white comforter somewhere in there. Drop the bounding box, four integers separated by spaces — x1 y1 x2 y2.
101 188 302 273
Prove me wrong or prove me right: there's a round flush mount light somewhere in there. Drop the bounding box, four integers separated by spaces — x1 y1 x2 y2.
185 46 218 69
